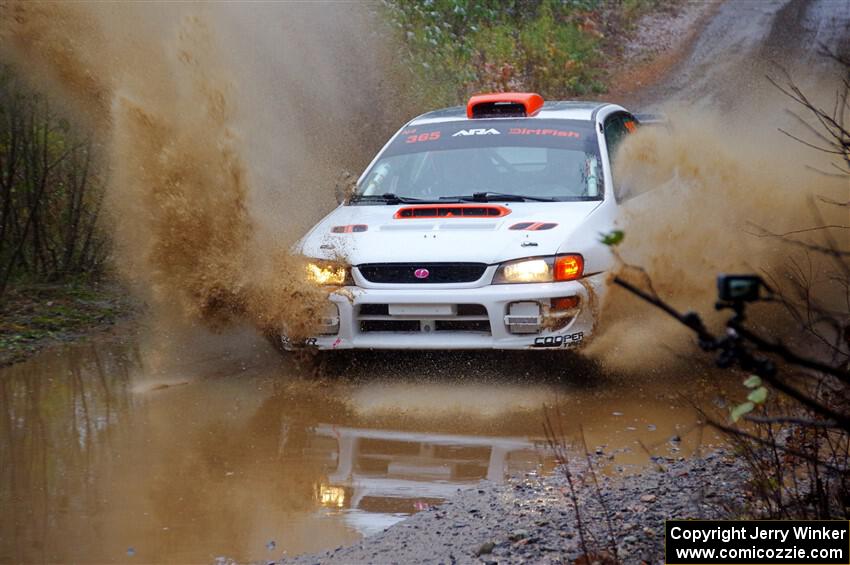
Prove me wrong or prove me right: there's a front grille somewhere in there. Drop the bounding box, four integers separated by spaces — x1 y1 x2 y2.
357 303 491 335
358 263 488 284
360 320 491 333
434 320 491 332
358 304 486 317
360 320 420 332
456 304 487 316
358 304 390 316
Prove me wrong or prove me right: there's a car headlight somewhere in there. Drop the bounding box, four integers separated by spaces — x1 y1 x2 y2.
318 484 346 508
305 260 349 286
493 254 584 284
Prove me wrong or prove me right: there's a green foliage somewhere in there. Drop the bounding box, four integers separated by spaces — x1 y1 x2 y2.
747 386 768 404
0 282 128 366
619 0 670 27
599 229 625 246
730 401 754 423
381 0 606 109
731 376 769 422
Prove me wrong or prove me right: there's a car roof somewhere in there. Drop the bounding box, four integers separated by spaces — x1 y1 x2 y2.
408 101 616 126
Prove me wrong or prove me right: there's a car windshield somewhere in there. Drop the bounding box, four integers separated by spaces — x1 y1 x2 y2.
355 119 602 203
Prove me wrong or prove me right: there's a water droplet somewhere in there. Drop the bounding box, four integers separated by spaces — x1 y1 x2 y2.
127 547 136 557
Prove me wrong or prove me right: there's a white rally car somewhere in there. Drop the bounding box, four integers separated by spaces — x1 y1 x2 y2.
290 92 640 351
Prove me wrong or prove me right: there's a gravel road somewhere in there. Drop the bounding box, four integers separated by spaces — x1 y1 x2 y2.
284 450 745 565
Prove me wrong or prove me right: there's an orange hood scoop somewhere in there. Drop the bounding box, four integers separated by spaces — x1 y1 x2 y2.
394 204 511 219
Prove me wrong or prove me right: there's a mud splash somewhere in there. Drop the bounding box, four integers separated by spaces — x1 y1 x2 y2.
587 103 849 372
0 2 394 340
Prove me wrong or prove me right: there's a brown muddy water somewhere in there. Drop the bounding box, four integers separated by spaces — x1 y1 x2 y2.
0 329 730 563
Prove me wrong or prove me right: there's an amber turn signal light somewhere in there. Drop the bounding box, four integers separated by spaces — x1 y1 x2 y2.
554 254 583 281
551 296 580 310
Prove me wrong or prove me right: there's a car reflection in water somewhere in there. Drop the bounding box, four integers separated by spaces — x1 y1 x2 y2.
310 424 542 535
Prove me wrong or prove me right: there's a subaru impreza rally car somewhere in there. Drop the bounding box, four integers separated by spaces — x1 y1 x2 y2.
287 92 640 351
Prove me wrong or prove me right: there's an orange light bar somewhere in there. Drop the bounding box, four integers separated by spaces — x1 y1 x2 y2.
467 92 544 119
394 204 511 219
554 254 584 281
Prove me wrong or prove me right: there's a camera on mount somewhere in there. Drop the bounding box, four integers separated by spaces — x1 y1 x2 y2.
717 274 764 303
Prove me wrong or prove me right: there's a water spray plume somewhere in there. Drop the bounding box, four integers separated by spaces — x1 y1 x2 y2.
0 2 352 340
2 2 845 360
587 106 849 372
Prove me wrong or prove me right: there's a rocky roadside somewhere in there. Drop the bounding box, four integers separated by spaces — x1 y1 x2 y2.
0 281 137 367
284 450 746 565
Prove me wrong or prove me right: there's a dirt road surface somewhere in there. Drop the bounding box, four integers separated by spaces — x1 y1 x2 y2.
624 0 850 111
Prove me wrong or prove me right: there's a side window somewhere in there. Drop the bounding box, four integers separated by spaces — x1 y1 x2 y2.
604 113 638 200
604 114 634 160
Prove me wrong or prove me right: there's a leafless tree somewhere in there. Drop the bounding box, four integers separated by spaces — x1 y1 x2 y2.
0 66 108 297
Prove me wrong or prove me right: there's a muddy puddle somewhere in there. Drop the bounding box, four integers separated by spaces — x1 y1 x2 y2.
0 332 731 563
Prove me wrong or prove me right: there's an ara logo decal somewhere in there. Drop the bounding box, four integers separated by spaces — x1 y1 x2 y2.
452 128 501 137
414 268 430 279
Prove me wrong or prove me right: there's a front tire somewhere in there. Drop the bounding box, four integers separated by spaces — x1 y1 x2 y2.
263 331 290 355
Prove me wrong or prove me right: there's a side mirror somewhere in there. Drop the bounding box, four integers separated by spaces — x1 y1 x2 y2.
634 112 670 128
334 170 358 205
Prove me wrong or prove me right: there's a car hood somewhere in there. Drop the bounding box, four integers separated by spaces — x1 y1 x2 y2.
296 201 603 265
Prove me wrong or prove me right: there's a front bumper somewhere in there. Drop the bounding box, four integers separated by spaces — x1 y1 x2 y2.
280 272 608 351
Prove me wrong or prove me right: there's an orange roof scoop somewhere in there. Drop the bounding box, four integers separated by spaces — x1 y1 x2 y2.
466 92 544 119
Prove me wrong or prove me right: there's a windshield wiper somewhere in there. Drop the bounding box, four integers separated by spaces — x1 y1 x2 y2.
441 192 558 203
351 193 443 204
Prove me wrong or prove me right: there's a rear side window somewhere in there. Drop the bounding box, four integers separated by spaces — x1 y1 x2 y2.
603 113 637 160
604 113 638 201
